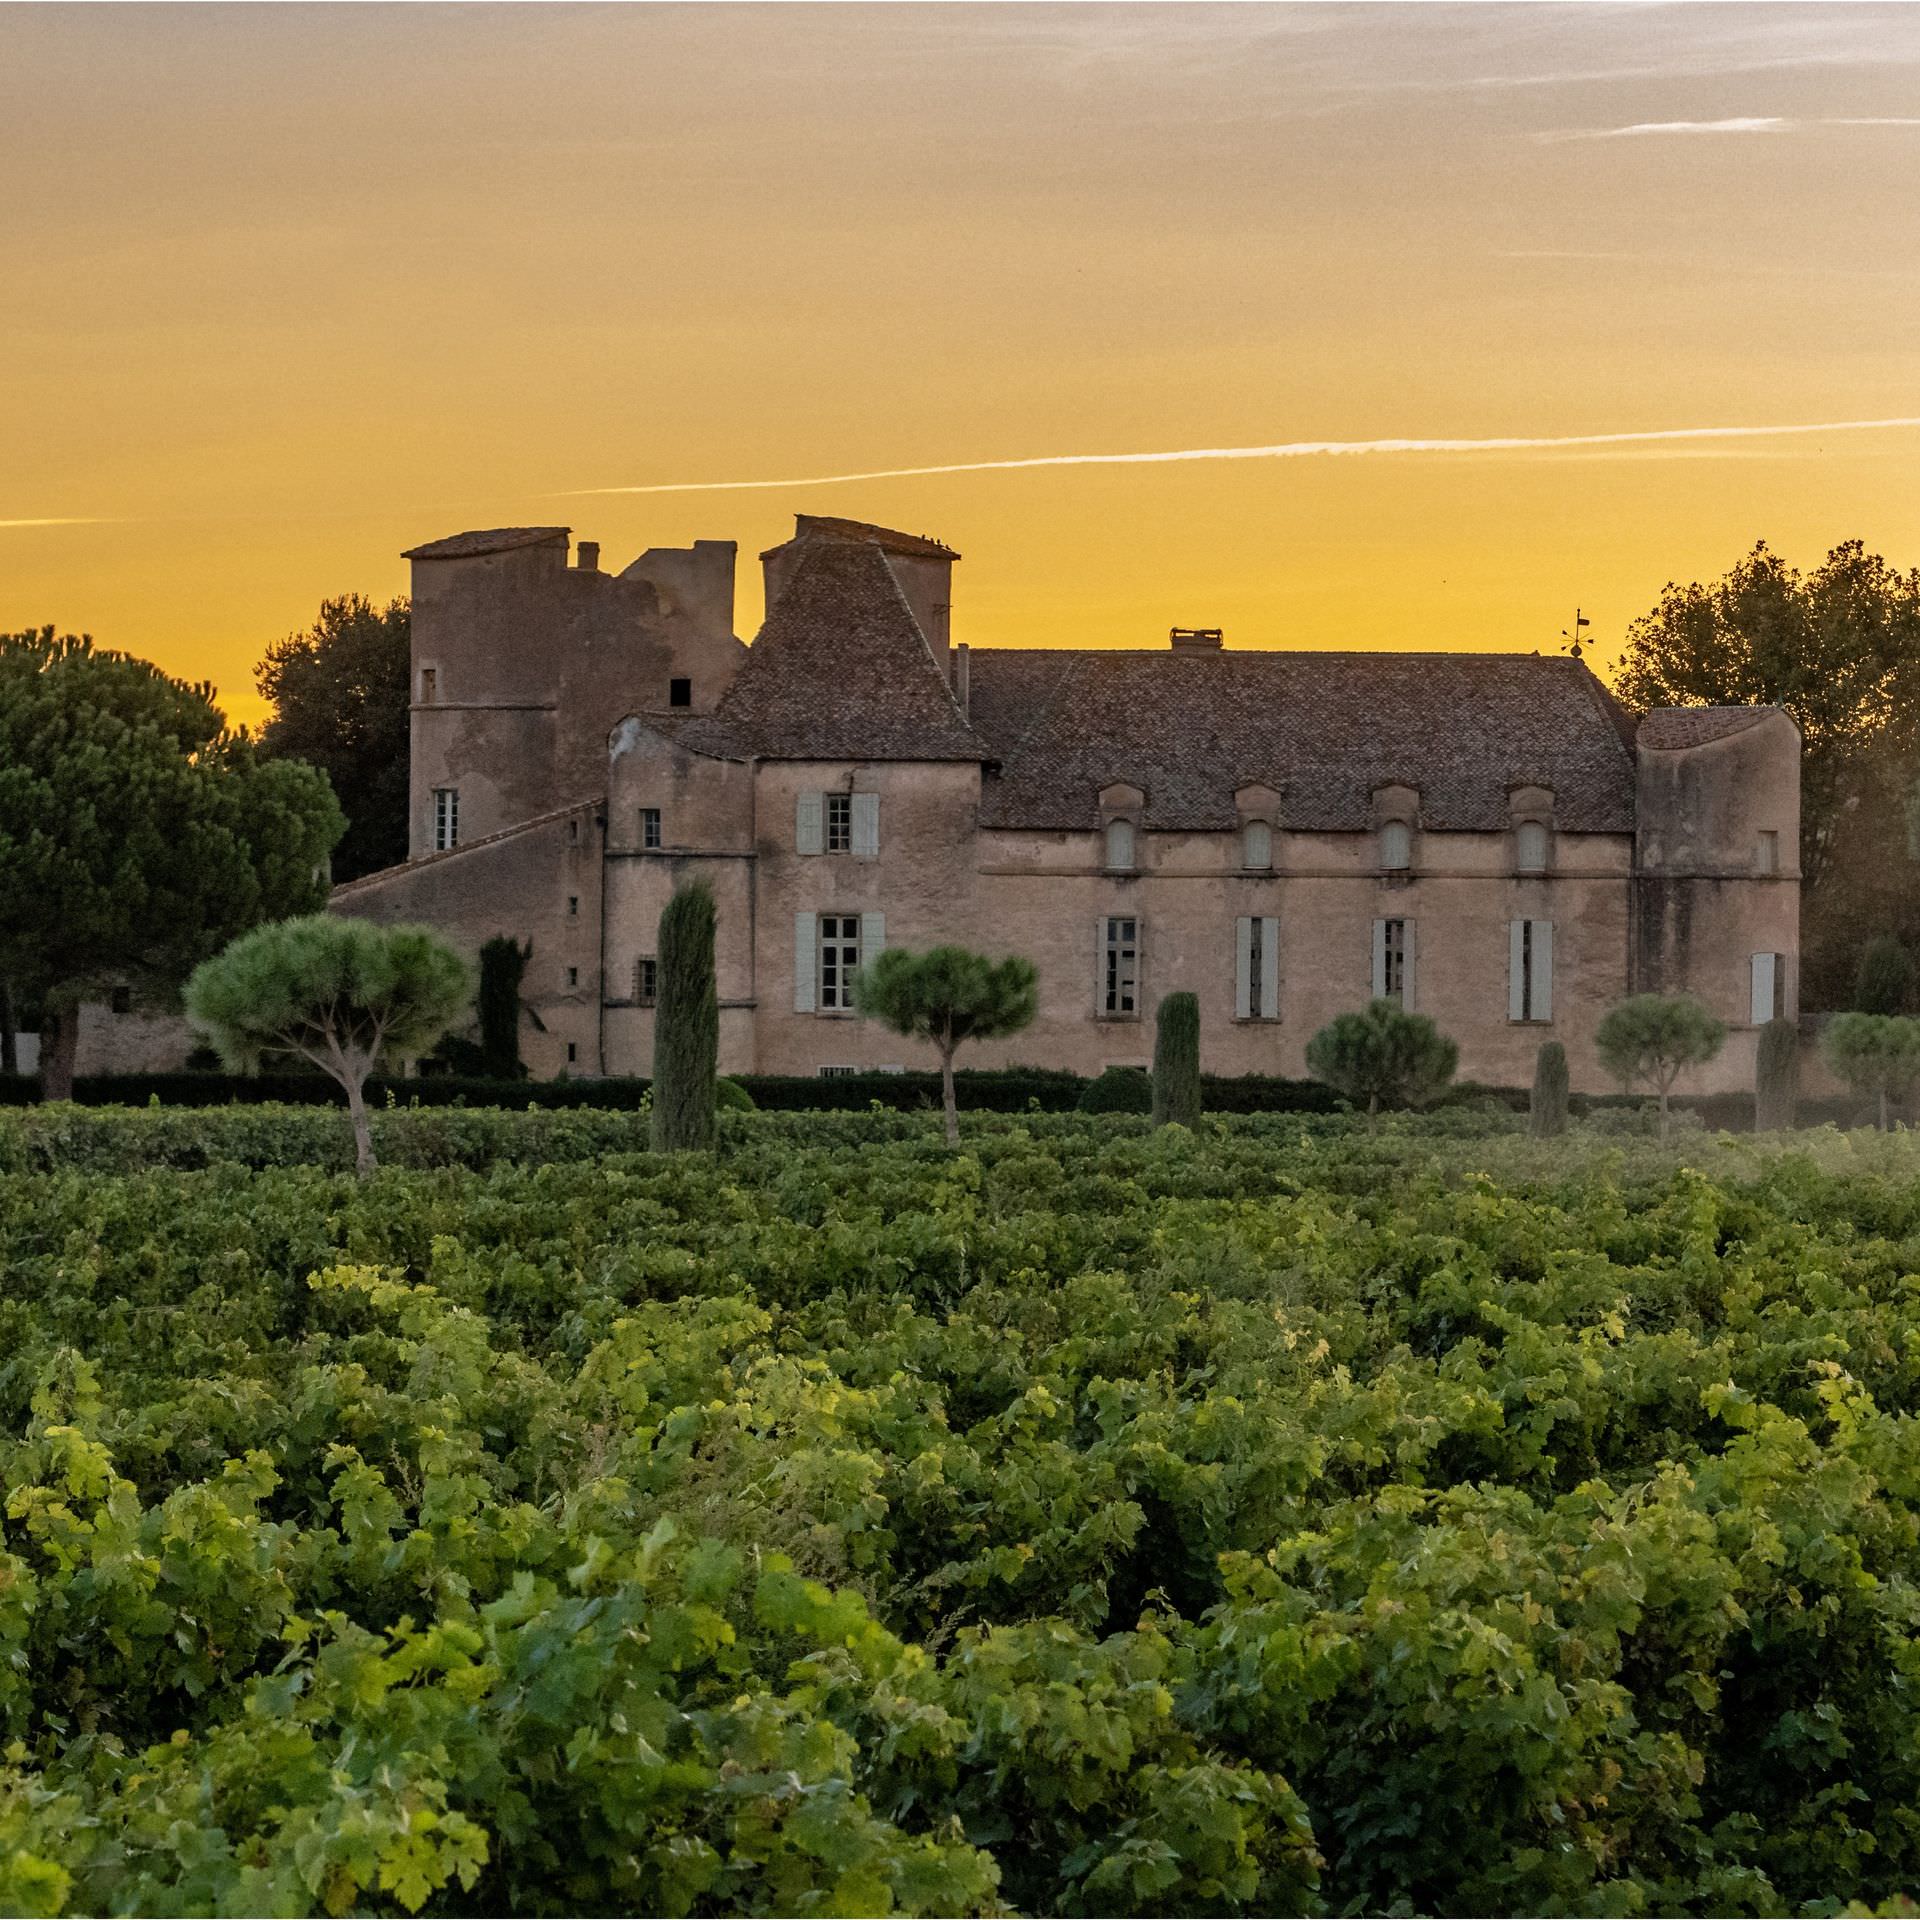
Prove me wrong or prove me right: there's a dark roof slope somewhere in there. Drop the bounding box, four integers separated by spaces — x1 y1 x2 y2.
968 649 1638 832
1636 706 1776 751
402 527 569 561
759 515 959 561
713 540 985 761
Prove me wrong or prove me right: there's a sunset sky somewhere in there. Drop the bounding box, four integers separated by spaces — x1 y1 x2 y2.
4 3 1919 727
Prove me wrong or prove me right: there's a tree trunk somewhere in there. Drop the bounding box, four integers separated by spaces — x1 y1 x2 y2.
343 1074 376 1175
41 1004 78 1103
1367 1091 1379 1133
0 980 15 1078
1880 1088 1891 1132
1658 1083 1671 1144
940 1041 959 1150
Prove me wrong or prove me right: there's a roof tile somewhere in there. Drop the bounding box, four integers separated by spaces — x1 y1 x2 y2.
402 527 570 561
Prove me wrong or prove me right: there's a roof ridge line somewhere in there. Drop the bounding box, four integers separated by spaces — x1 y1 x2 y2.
330 796 601 894
866 544 988 751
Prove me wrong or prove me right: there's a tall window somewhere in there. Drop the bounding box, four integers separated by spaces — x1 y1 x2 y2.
1515 821 1550 874
819 914 862 1010
1102 915 1140 1016
431 787 459 851
1105 820 1136 872
640 807 662 851
826 793 853 854
419 667 437 703
1378 821 1412 871
1236 916 1281 1020
635 957 657 1006
1509 918 1554 1022
1755 830 1780 875
1242 821 1273 871
1372 917 1411 1004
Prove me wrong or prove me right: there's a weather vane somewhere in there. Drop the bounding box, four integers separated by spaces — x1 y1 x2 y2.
1560 607 1591 662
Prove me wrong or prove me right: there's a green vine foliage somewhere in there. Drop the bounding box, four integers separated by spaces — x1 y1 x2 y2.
5 1115 1920 1912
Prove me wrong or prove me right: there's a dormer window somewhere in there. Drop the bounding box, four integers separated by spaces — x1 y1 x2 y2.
1378 820 1412 871
1242 821 1273 871
1106 819 1136 871
1515 820 1550 874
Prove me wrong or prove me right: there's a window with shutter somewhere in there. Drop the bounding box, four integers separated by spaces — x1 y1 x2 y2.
796 793 825 856
1515 821 1550 873
826 793 853 854
1106 820 1136 871
1241 821 1272 870
851 793 880 858
1750 952 1787 1024
1509 919 1554 1021
1378 821 1412 871
793 912 817 1012
818 915 862 1011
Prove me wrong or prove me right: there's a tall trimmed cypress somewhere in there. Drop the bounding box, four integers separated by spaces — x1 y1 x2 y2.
1756 1016 1800 1131
1530 1040 1569 1138
651 881 718 1151
1151 991 1201 1128
477 936 530 1080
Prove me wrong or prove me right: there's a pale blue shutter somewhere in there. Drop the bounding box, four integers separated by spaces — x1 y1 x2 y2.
1371 919 1388 999
1533 921 1553 1022
851 793 880 859
1235 917 1254 1020
860 911 886 966
1260 917 1281 1021
794 912 817 1012
796 792 824 855
1403 920 1417 1011
1750 952 1775 1026
1509 919 1527 1022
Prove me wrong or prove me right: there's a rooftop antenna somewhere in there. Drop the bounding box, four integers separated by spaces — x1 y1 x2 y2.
1560 607 1591 663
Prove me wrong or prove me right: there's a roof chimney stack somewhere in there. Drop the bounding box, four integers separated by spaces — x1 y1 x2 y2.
951 641 971 718
576 540 600 572
1170 626 1223 651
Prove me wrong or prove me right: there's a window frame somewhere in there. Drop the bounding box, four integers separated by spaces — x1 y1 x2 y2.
1377 820 1412 872
818 913 862 1012
1105 819 1137 873
635 957 658 1007
1241 820 1273 871
1101 914 1140 1018
431 786 459 852
1378 917 1408 1003
825 793 853 855
1514 820 1550 875
640 807 663 851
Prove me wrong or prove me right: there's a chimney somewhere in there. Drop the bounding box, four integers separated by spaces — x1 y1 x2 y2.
951 641 971 717
576 540 600 572
1170 626 1223 651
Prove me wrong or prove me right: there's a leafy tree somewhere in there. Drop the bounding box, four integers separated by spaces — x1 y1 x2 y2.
255 594 411 883
1151 992 1201 1128
1853 934 1916 1015
184 915 471 1173
1304 998 1458 1125
477 936 532 1079
1594 993 1726 1140
652 882 719 1152
1530 1040 1569 1139
1612 540 1920 1002
1822 1012 1920 1130
1755 1017 1800 1132
0 628 344 1101
855 945 1038 1147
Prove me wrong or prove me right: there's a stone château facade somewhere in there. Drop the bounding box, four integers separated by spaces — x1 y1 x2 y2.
333 514 1801 1092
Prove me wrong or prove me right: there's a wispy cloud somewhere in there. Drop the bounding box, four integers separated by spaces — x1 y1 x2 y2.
1545 114 1920 141
563 416 1920 498
0 516 116 529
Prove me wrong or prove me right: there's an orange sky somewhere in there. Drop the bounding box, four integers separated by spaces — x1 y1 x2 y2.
4 3 1919 727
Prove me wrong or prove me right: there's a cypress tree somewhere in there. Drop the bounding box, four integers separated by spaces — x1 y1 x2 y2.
1756 1016 1800 1131
1529 1040 1569 1138
651 880 718 1151
1151 991 1202 1128
477 936 530 1079
1854 935 1916 1015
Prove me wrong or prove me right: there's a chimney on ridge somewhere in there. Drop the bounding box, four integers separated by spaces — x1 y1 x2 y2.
1170 626 1223 652
576 540 600 572
951 641 971 717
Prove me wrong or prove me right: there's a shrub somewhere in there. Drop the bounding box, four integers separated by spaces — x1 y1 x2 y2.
1854 934 1916 1015
715 1075 756 1113
1079 1066 1153 1115
1823 1012 1920 1129
1151 992 1201 1128
652 883 718 1152
1756 1016 1800 1131
1529 1040 1569 1138
1304 999 1458 1125
1595 993 1726 1142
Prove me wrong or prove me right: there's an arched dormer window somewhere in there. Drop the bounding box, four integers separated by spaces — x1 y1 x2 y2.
1515 820 1550 874
1242 821 1273 871
1106 818 1136 871
1378 820 1412 871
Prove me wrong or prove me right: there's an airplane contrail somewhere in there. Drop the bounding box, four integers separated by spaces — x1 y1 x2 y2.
0 517 116 529
563 415 1920 496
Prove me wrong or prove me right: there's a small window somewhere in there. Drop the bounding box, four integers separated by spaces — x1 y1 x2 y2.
1378 821 1412 871
568 819 580 845
826 793 853 854
568 895 579 917
1106 819 1136 872
420 667 438 703
819 1064 861 1079
669 676 692 709
819 914 862 1011
1102 915 1140 1016
640 807 662 851
432 787 459 852
1242 821 1272 871
1755 830 1780 875
1515 821 1550 874
567 966 579 988
635 957 658 1006
566 1042 578 1064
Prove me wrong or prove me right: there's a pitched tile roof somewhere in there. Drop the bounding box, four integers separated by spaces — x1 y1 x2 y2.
402 527 570 561
1636 706 1776 751
760 515 959 561
711 539 985 761
966 649 1639 832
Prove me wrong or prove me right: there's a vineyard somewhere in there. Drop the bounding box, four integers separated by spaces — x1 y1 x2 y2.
4 1110 1920 1914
